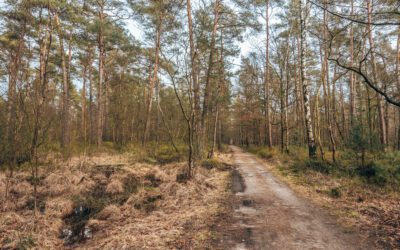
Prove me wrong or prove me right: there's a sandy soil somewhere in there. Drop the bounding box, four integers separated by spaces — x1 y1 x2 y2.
213 146 376 250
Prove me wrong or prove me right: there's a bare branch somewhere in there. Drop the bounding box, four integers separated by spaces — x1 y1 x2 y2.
328 56 400 107
309 0 400 26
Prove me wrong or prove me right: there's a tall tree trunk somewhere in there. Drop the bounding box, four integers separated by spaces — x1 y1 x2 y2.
280 45 289 153
88 48 94 145
187 0 202 160
299 0 317 158
296 35 306 146
202 0 221 134
55 14 70 151
143 20 162 145
66 30 73 144
280 72 284 152
97 3 105 147
332 64 339 141
209 105 219 158
397 32 400 149
315 87 325 160
285 54 290 152
156 78 160 143
82 63 87 156
367 0 387 150
322 2 336 162
104 64 110 141
210 32 225 158
339 82 347 139
349 0 355 126
264 0 272 147
31 11 52 215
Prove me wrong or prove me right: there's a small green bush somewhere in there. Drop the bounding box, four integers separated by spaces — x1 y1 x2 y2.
247 146 278 160
307 159 333 174
356 162 388 187
143 157 158 165
176 172 190 183
154 145 182 164
257 148 274 159
201 158 224 170
328 188 341 198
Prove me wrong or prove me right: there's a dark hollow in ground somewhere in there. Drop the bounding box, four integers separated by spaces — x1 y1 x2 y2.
61 172 140 245
242 199 254 207
231 169 245 193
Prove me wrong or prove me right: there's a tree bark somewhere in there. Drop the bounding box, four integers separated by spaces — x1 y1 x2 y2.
264 0 272 147
296 35 306 146
284 51 290 153
82 63 87 156
397 32 400 149
97 2 105 147
143 19 162 144
299 0 317 158
88 48 94 145
31 10 52 215
187 0 202 159
367 0 387 150
349 0 355 125
55 14 70 151
315 86 325 160
322 2 336 162
202 0 221 133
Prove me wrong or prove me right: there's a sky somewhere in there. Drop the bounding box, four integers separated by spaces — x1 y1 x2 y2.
124 19 255 69
123 1 261 74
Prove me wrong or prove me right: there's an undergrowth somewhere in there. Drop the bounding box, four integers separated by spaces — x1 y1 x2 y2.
248 145 400 190
124 142 188 164
201 158 229 171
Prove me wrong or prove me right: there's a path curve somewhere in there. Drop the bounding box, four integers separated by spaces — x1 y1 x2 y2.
223 146 374 250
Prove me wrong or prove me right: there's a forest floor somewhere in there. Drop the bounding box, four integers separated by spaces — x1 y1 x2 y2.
210 146 377 249
1 146 398 249
0 152 233 249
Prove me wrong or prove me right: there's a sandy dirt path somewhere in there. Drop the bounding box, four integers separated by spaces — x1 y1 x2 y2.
216 146 375 250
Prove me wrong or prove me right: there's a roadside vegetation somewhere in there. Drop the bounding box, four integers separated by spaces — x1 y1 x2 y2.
248 145 400 248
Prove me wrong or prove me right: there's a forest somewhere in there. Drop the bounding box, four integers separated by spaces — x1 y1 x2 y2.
0 0 399 249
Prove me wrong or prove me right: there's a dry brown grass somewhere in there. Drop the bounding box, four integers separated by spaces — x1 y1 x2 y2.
97 205 121 221
105 178 124 194
0 153 231 249
45 197 75 217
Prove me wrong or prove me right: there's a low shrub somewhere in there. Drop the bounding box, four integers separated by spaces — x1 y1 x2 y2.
328 187 341 198
247 146 261 155
257 148 275 160
176 172 190 183
126 143 186 164
356 162 389 187
154 145 182 164
307 159 333 174
247 146 278 160
201 158 224 170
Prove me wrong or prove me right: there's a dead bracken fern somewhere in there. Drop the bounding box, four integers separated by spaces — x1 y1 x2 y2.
0 154 230 249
